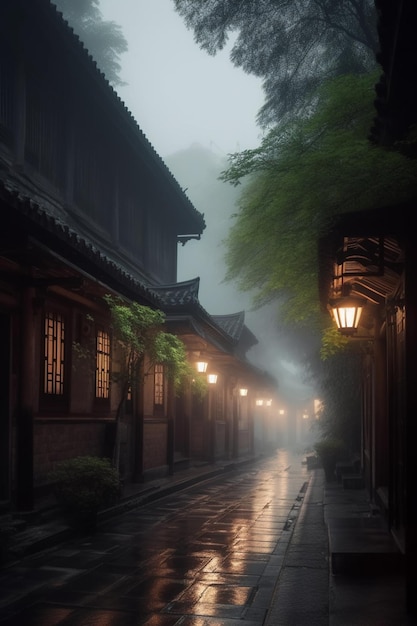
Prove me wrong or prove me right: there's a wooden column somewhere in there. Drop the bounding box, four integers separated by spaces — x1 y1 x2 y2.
133 363 145 482
232 393 239 459
207 387 215 464
0 314 11 501
167 379 175 475
182 381 192 458
405 229 417 617
16 286 36 510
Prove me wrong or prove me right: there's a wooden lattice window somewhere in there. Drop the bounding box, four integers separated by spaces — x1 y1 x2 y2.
154 363 164 407
44 312 65 395
95 330 110 399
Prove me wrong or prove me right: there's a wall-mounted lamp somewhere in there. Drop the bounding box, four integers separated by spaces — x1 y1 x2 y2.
207 373 218 384
266 399 272 406
196 361 208 373
239 388 248 397
331 295 365 335
256 399 264 406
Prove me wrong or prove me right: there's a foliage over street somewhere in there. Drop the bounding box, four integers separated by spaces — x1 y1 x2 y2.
104 295 204 396
220 72 417 334
104 295 207 468
171 1 392 446
173 0 377 125
218 68 417 443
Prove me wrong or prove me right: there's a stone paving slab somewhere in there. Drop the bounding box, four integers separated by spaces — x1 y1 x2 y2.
325 480 410 625
2 454 415 625
265 469 329 625
0 451 314 625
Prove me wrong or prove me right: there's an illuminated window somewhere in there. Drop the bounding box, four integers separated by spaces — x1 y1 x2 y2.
95 330 110 399
154 363 164 406
44 312 65 395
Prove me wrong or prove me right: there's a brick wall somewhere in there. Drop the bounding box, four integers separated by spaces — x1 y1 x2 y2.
143 420 167 471
34 420 107 486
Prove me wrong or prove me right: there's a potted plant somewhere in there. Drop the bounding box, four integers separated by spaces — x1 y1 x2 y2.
50 456 121 532
314 438 348 481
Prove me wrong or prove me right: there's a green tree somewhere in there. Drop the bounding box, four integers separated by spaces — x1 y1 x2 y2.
308 342 363 449
52 0 127 86
104 296 206 469
172 0 377 124
221 71 417 443
221 72 417 332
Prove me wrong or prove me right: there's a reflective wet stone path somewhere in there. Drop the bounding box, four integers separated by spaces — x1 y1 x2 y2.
0 450 310 625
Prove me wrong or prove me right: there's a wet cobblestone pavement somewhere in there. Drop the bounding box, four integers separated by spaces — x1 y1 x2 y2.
0 450 310 625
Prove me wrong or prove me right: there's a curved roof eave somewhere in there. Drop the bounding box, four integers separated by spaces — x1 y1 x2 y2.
1 180 164 307
38 0 205 234
152 279 257 348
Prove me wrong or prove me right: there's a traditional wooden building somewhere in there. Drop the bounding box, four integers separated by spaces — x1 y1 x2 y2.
0 0 276 514
154 278 278 466
318 0 417 616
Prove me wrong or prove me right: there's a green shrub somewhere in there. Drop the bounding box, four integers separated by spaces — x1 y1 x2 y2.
314 438 348 481
50 456 121 515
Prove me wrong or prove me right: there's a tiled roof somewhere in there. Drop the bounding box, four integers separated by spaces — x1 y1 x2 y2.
152 278 200 307
32 0 205 232
152 280 257 349
152 281 251 344
0 178 163 307
1 178 256 354
213 312 258 353
151 279 236 345
212 312 245 342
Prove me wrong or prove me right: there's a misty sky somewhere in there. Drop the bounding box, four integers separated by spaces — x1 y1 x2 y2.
99 0 265 158
97 0 317 410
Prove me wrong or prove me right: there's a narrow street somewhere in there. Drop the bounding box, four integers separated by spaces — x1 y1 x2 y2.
0 450 312 626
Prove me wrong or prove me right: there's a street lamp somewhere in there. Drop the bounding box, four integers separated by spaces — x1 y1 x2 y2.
331 295 365 335
330 283 366 336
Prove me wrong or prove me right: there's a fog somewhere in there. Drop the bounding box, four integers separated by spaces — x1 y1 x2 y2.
97 1 318 426
168 145 317 416
98 0 264 157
